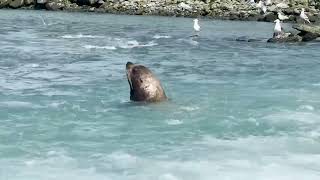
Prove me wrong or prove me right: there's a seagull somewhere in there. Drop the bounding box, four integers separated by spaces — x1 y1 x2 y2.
278 12 289 21
300 8 311 24
193 19 200 32
273 19 283 38
257 1 267 14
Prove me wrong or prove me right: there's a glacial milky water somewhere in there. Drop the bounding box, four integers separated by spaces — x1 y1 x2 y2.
1 9 320 180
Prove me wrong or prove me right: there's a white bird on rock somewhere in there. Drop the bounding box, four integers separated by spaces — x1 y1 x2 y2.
273 19 283 38
300 8 311 24
278 12 289 21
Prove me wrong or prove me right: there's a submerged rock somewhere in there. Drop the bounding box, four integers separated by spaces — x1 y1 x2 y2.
235 36 263 42
267 34 302 43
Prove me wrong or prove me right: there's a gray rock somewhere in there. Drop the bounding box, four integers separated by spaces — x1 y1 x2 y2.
45 1 63 10
268 5 276 12
0 0 11 8
292 24 320 36
262 12 277 22
9 0 24 8
236 36 263 42
301 32 319 41
24 0 34 5
37 0 47 4
178 2 191 10
76 0 97 6
267 34 302 43
276 2 289 9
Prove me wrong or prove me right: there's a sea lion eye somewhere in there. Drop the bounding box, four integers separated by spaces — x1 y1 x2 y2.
140 78 143 83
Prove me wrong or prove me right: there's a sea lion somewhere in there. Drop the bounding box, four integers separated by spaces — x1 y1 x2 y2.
126 62 167 102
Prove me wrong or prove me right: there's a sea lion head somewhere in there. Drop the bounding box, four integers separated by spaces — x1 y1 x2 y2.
126 62 167 102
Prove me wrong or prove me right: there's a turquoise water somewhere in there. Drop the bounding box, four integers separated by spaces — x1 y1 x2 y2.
1 9 320 180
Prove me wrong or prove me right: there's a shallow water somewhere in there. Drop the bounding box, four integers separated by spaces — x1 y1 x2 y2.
1 9 320 180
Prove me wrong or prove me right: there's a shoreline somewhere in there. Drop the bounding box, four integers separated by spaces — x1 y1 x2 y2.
0 0 320 23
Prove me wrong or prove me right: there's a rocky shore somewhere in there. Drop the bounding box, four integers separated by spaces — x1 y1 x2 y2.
0 0 320 23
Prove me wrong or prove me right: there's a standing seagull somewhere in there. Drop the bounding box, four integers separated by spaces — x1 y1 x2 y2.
193 19 201 32
192 18 201 37
257 1 267 14
300 8 311 24
273 19 283 38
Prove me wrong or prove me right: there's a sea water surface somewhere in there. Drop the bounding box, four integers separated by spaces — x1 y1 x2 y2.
1 9 320 180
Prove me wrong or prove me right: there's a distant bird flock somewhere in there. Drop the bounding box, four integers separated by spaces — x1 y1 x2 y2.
194 0 312 40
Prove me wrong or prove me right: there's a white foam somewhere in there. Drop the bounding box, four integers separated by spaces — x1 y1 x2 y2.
61 34 103 39
4 136 320 180
178 38 199 46
247 117 260 126
165 119 183 125
0 101 42 108
106 152 138 169
180 106 199 111
83 45 117 50
119 40 158 49
24 160 36 166
263 110 320 125
153 35 172 39
25 63 40 68
158 173 180 180
298 105 315 111
47 151 57 156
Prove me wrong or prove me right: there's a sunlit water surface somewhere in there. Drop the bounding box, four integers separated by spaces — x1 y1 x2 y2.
1 9 320 180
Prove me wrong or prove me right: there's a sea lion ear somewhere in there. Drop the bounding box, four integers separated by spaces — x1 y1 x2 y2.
126 62 134 70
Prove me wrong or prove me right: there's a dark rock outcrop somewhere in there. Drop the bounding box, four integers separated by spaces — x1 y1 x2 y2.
292 24 320 41
267 34 303 43
292 24 320 35
268 24 320 43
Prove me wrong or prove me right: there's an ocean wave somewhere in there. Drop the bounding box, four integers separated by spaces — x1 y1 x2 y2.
0 101 43 108
298 104 315 111
83 45 117 50
179 106 200 112
263 110 320 125
153 35 172 39
119 40 158 49
61 34 103 39
158 173 180 180
5 137 320 180
165 119 183 125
